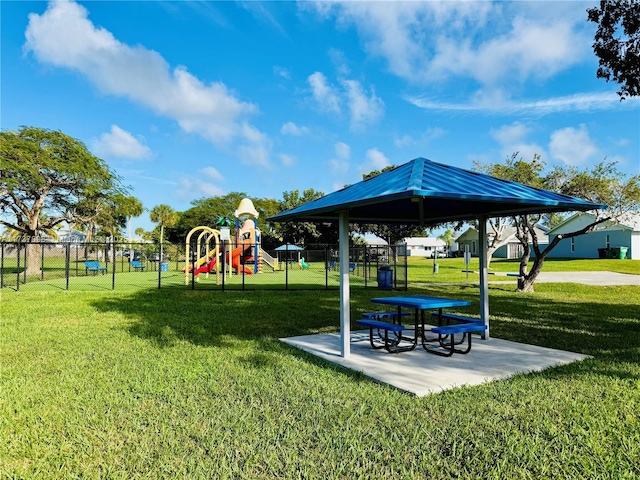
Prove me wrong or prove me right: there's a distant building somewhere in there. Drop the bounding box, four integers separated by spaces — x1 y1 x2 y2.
455 226 548 259
546 213 639 260
397 237 446 257
57 229 87 243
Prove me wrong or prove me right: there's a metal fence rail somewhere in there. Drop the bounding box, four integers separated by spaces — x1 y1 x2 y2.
1 241 407 292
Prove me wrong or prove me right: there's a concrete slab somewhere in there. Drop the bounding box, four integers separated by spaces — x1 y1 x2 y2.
281 330 589 396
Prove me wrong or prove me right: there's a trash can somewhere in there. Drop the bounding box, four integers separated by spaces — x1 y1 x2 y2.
597 248 608 259
377 264 393 290
160 262 169 272
617 246 629 259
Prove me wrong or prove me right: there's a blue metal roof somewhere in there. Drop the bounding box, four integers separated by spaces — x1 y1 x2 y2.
269 157 605 225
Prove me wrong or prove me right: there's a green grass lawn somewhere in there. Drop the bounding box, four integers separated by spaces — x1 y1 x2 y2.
408 257 640 284
1 261 639 478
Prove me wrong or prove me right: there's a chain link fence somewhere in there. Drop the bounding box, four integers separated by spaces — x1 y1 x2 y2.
1 241 407 292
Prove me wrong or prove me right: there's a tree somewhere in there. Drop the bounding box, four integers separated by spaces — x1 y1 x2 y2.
119 196 144 243
164 193 281 247
438 229 456 256
588 0 640 100
0 126 122 274
355 166 427 246
480 154 640 292
273 189 340 245
473 157 549 268
150 204 178 248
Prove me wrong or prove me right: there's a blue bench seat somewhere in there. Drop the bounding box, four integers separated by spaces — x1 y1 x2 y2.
130 260 146 271
84 261 107 275
424 323 487 357
356 319 412 353
363 311 411 321
432 312 483 325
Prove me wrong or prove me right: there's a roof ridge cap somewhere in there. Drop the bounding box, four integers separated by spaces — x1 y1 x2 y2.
408 158 426 190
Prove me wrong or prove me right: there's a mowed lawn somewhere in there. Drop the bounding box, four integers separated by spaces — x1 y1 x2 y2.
1 259 639 478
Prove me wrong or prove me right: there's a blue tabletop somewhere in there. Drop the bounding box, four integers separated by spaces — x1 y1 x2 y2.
371 295 471 309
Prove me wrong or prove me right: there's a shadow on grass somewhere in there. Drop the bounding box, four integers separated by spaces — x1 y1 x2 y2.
420 284 640 366
89 283 640 382
91 287 344 348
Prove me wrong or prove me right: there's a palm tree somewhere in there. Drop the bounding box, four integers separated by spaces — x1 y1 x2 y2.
150 204 178 260
438 229 455 256
119 196 144 244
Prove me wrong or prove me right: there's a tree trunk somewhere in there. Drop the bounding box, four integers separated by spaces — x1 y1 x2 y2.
25 243 41 276
516 255 547 293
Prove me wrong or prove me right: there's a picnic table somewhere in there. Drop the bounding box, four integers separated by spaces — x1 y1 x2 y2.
357 295 485 356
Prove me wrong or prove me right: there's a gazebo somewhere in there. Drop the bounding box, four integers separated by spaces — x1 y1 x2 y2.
269 157 604 358
274 243 304 264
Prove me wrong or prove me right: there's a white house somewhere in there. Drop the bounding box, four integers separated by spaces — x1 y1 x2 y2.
546 213 639 260
57 229 87 243
397 237 446 257
455 226 548 259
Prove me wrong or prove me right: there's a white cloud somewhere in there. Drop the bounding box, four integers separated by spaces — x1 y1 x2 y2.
176 176 224 200
200 166 224 182
490 122 546 162
421 127 446 144
307 71 384 130
328 142 350 180
307 71 341 113
305 2 590 88
405 92 632 115
334 141 350 159
92 125 151 159
394 134 413 148
341 79 384 131
24 0 270 165
359 147 389 176
490 122 530 146
549 125 598 166
281 121 309 136
278 153 296 166
273 66 291 79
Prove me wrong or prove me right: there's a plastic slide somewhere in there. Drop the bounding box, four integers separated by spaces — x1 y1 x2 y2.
194 257 216 276
183 246 219 272
231 245 253 274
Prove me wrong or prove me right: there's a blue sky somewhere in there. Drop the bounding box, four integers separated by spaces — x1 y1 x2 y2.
2 0 638 234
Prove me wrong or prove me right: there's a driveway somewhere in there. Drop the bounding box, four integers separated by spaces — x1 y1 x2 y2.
524 271 639 286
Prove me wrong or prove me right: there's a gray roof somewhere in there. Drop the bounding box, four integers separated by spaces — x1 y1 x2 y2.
269 157 604 225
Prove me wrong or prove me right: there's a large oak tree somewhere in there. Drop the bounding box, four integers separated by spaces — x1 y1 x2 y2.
1 126 124 274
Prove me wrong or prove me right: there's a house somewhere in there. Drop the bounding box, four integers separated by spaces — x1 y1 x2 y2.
57 229 87 243
363 236 389 261
455 226 548 259
397 237 446 257
546 213 639 260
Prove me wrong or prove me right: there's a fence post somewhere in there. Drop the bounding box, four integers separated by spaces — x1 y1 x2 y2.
285 246 289 291
23 243 28 286
157 243 162 289
111 241 116 290
41 243 45 281
16 242 20 291
191 248 196 290
65 243 70 290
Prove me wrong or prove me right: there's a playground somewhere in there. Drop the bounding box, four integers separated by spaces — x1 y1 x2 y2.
0 197 406 292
